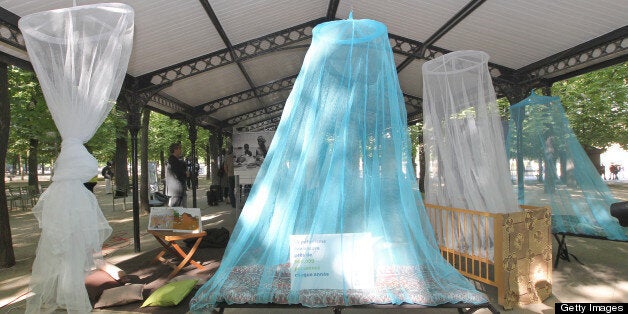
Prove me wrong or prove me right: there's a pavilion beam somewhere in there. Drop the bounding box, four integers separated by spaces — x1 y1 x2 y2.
396 0 487 72
198 0 261 101
193 69 419 120
135 19 321 90
514 26 628 85
390 32 516 84
418 0 486 57
0 51 31 71
194 74 423 127
326 0 341 20
404 94 422 109
545 54 628 85
0 7 25 50
227 100 286 126
194 74 298 115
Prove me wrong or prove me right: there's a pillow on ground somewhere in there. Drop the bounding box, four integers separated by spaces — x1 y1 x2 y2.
94 284 144 309
141 279 198 307
85 269 121 304
168 274 207 286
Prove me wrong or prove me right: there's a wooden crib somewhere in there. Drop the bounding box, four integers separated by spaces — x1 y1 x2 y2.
425 203 552 309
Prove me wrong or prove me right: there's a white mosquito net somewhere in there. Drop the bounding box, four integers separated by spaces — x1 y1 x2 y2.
422 50 519 213
190 17 486 312
422 51 520 259
507 91 627 240
18 3 134 313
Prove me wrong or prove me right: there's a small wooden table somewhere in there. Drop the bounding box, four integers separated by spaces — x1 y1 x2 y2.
148 230 207 279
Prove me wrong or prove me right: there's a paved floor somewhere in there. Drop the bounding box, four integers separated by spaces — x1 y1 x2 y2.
0 179 626 313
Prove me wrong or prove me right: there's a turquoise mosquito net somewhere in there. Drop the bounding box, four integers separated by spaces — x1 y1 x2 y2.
190 16 486 311
507 91 627 240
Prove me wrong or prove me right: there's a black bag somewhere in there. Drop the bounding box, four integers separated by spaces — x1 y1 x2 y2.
610 201 628 226
184 227 230 248
153 191 170 203
207 190 219 206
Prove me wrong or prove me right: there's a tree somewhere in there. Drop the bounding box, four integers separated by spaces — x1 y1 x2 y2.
552 62 628 150
88 107 126 164
148 111 190 160
7 67 55 186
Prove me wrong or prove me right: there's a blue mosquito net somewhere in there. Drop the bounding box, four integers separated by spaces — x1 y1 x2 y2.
190 17 486 311
507 91 627 240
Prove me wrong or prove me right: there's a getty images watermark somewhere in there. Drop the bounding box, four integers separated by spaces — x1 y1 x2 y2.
557 303 626 313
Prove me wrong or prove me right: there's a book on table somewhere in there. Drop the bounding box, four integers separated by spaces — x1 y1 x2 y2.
148 207 202 233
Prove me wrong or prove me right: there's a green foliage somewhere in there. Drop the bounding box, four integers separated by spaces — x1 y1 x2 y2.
7 66 57 165
497 97 511 120
6 67 214 176
551 62 628 150
408 123 423 159
87 106 126 163
148 112 190 160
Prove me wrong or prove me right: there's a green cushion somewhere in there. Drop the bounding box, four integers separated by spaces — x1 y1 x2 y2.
141 279 198 307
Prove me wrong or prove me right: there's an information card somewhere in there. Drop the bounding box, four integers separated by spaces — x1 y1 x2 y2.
289 233 374 290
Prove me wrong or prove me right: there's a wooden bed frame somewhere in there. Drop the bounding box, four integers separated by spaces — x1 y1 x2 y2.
424 204 552 309
211 301 500 314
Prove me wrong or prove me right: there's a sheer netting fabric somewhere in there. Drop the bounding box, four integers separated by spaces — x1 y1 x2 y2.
190 18 486 312
18 4 134 313
421 51 520 260
507 91 627 240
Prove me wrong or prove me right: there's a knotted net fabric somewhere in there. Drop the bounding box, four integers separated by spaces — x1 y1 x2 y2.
190 18 486 312
422 51 520 259
507 92 627 240
18 3 134 313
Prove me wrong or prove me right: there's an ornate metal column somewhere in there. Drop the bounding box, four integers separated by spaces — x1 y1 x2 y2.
122 90 143 252
209 128 221 184
188 120 198 207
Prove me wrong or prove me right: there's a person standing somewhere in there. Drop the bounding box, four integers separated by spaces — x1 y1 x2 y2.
165 142 188 207
101 161 114 194
224 146 236 208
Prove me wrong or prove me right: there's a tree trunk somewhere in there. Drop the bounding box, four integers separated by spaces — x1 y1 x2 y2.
114 136 129 191
28 138 39 193
139 109 150 212
0 62 16 268
18 154 23 179
160 150 165 179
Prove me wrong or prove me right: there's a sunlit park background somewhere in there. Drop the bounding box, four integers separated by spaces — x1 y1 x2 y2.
1 61 627 268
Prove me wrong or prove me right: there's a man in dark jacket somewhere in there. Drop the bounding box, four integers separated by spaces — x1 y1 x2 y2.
165 142 188 207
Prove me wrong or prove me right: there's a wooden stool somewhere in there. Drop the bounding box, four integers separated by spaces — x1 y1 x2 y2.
148 230 207 279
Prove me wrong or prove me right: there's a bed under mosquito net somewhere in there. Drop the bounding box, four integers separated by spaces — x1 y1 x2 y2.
189 16 490 313
421 51 552 309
